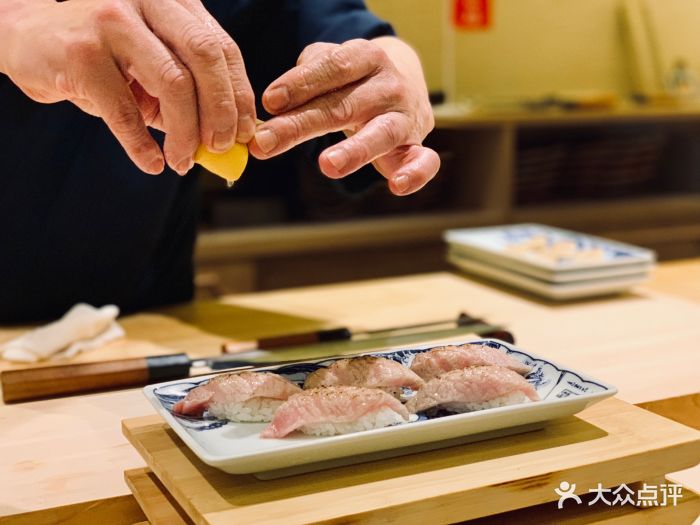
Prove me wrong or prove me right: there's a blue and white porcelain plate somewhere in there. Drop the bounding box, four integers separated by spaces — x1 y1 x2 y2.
444 224 656 277
143 339 616 476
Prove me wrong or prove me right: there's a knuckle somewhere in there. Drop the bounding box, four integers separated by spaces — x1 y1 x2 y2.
107 104 142 140
158 61 193 96
234 87 256 112
377 115 404 145
220 38 241 61
298 42 330 65
350 140 373 165
306 42 328 54
92 0 128 26
297 65 316 92
183 25 221 62
384 77 408 106
327 95 355 123
372 46 389 65
355 39 385 65
213 96 237 116
280 114 305 144
328 48 353 77
347 38 370 51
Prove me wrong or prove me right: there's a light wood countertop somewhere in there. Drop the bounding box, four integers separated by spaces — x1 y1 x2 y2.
1 259 699 522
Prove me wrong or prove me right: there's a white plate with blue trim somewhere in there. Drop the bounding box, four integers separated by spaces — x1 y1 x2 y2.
143 339 617 478
448 252 649 300
445 224 656 280
447 246 654 283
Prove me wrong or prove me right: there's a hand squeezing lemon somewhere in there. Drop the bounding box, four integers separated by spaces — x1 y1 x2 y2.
194 141 249 187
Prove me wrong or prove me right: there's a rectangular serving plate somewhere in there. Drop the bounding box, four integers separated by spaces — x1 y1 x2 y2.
143 339 617 476
444 224 656 275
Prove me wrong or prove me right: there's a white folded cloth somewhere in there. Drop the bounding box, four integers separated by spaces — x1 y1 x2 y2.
1 303 125 363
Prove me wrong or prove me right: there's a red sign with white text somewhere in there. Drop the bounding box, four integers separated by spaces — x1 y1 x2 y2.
453 0 491 30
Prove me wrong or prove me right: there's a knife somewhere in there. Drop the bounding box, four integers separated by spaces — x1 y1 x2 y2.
222 312 489 353
1 324 513 403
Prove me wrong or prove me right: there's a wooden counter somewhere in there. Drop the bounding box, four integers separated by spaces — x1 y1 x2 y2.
1 260 699 523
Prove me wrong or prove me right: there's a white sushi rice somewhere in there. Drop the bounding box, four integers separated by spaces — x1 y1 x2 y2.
380 386 405 400
440 391 531 413
208 397 283 423
300 407 407 437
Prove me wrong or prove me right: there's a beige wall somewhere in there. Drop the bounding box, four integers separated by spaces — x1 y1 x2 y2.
645 0 700 81
367 0 700 100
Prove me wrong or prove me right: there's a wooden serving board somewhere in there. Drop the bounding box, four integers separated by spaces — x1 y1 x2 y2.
125 468 193 525
122 398 700 524
124 466 700 525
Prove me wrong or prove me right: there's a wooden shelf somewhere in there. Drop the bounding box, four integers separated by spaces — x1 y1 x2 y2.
197 209 501 261
511 194 700 229
433 102 700 128
194 106 700 295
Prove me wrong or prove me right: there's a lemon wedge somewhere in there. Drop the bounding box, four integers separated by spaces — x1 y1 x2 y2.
194 142 249 186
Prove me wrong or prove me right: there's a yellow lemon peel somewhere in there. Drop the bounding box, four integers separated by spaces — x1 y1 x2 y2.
194 142 249 185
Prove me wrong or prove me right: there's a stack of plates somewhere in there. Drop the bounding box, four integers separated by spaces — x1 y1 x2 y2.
444 224 656 300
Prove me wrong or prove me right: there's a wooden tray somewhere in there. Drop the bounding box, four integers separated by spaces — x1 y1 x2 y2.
124 467 700 525
125 468 193 525
122 398 700 524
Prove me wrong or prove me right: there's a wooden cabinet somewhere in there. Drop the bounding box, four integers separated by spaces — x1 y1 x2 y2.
195 104 700 295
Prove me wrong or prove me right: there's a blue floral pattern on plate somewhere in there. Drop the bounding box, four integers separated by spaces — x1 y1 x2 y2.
445 224 655 269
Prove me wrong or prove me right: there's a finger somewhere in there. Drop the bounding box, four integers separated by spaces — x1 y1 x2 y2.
107 14 199 174
262 39 384 114
375 145 441 196
219 38 256 142
296 42 337 66
173 0 257 142
79 59 164 174
250 81 389 159
142 0 237 153
317 112 410 178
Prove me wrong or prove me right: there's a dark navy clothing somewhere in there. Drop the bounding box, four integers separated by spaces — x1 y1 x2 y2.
0 0 392 323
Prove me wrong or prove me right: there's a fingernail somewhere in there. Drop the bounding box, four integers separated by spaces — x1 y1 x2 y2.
237 115 256 143
175 157 193 176
255 128 279 154
211 128 235 153
265 86 290 111
148 155 164 175
393 174 410 193
326 149 348 171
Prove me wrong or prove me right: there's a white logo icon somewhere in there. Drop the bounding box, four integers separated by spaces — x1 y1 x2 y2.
555 481 582 509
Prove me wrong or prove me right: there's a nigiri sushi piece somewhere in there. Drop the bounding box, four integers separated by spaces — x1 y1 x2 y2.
261 386 410 438
304 356 425 397
406 366 539 414
410 343 531 381
172 371 301 422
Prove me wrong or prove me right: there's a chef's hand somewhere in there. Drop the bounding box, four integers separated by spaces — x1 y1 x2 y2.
0 0 255 175
249 37 439 195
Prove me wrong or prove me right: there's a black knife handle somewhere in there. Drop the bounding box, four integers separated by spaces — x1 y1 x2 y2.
146 353 192 382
